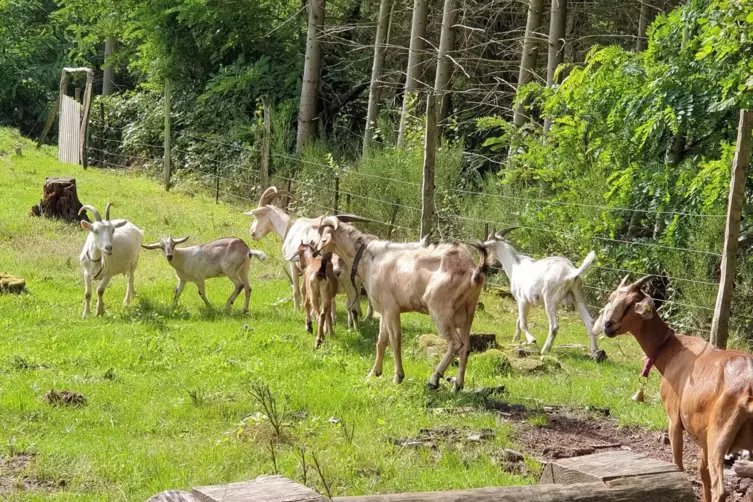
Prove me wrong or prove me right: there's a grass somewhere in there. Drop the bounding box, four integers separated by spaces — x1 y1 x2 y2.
0 128 668 501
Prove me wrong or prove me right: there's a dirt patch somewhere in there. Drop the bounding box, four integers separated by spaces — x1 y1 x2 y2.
0 453 59 494
501 404 751 501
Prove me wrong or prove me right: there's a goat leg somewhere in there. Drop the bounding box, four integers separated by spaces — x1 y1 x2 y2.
96 276 111 316
82 272 92 319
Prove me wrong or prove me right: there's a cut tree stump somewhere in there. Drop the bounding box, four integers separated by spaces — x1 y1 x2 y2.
540 450 683 484
192 475 325 502
30 177 87 222
0 273 25 294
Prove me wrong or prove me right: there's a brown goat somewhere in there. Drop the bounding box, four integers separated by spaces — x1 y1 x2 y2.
297 242 338 349
594 275 753 502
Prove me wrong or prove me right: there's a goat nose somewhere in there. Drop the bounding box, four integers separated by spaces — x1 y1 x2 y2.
604 320 614 329
167 255 173 262
105 245 113 253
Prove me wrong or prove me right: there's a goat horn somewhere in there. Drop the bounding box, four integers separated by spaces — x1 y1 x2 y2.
630 275 654 291
321 215 340 230
495 227 518 239
335 213 370 224
618 274 631 288
105 202 112 220
79 205 102 221
258 186 278 206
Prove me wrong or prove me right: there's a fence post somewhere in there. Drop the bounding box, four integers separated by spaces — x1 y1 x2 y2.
163 78 172 191
80 70 94 169
420 93 437 239
261 95 271 190
333 175 340 215
215 165 220 204
710 109 753 349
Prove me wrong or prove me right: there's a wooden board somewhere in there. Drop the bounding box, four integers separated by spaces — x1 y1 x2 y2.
192 475 326 502
539 450 681 484
59 94 81 165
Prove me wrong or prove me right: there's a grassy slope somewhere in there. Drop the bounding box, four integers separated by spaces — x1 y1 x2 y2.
0 128 666 501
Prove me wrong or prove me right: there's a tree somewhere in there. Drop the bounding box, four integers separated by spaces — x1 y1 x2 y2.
397 0 428 148
543 0 567 135
434 0 457 134
362 0 393 157
102 37 115 95
297 0 326 153
512 0 544 127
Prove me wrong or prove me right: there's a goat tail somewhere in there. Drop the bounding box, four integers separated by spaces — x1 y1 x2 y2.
569 250 597 281
469 240 489 284
249 250 268 262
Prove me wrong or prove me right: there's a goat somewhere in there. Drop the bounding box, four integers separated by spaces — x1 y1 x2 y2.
297 242 338 348
244 186 371 328
315 215 489 392
142 236 266 313
79 203 143 318
485 227 604 361
594 275 753 502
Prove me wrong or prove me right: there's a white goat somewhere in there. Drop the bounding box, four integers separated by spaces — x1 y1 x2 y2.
316 215 489 392
244 186 370 328
485 227 604 361
143 236 266 313
79 203 143 318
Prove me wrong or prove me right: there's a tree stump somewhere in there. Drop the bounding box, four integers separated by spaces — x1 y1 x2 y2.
30 177 87 222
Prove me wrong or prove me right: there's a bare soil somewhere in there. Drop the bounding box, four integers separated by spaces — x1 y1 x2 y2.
0 453 59 495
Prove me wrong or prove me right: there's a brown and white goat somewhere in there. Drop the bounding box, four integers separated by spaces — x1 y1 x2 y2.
315 215 489 392
297 242 338 348
594 275 753 502
244 186 371 328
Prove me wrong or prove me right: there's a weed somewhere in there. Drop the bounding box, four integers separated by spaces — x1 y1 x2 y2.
249 382 286 437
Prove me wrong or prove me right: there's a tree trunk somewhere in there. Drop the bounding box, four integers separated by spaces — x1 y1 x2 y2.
512 0 544 128
543 0 567 135
636 1 650 51
102 37 115 95
420 94 437 239
434 0 457 134
362 0 393 158
30 177 87 222
296 0 325 153
397 0 429 148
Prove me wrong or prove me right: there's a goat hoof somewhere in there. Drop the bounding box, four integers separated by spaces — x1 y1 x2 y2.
427 381 440 391
393 375 404 384
591 350 607 363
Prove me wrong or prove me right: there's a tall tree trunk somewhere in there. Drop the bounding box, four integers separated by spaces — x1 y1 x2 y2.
397 0 429 148
363 0 393 158
102 38 115 96
296 0 325 153
434 0 457 135
512 0 544 127
543 0 567 135
636 1 650 51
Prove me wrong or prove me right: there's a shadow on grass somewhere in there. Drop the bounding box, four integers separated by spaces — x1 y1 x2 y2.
339 316 380 357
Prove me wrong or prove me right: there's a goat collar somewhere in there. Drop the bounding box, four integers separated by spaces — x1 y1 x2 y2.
640 327 674 378
85 250 105 280
350 242 367 291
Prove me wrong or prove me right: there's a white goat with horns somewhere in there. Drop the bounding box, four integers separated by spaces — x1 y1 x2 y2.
485 227 604 361
243 186 371 328
142 237 267 313
79 203 144 318
315 215 489 392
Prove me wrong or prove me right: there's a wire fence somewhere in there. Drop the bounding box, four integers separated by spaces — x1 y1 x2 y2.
86 130 744 338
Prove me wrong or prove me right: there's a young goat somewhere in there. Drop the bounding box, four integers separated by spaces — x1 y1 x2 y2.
316 215 488 392
79 203 143 318
143 237 266 313
297 242 338 348
485 227 603 361
594 275 753 502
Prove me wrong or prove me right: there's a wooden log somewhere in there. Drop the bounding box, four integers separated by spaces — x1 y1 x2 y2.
333 473 693 501
145 490 199 502
192 475 326 502
539 450 680 484
30 177 86 222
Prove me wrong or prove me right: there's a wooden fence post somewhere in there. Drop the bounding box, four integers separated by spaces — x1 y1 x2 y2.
420 93 437 239
80 70 94 169
36 94 60 148
163 78 172 191
261 95 271 190
333 175 340 215
710 109 753 349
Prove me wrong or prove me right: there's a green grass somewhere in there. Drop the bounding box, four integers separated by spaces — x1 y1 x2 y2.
0 128 667 500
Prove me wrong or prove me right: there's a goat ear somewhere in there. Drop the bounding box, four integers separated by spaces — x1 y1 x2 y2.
142 242 162 250
112 219 127 228
173 236 189 244
81 220 93 231
244 207 267 216
634 296 654 320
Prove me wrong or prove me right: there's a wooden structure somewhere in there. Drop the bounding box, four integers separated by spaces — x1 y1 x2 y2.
30 177 86 222
150 451 693 502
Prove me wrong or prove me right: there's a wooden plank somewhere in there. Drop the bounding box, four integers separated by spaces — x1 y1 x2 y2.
710 109 753 348
80 70 94 169
539 450 680 484
59 95 81 165
192 475 325 502
333 473 693 501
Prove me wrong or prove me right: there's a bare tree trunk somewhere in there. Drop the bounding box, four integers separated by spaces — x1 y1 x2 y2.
296 0 325 153
363 0 393 158
543 0 567 135
421 94 437 239
102 38 115 96
512 0 544 128
636 1 650 51
434 0 457 134
397 0 429 148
